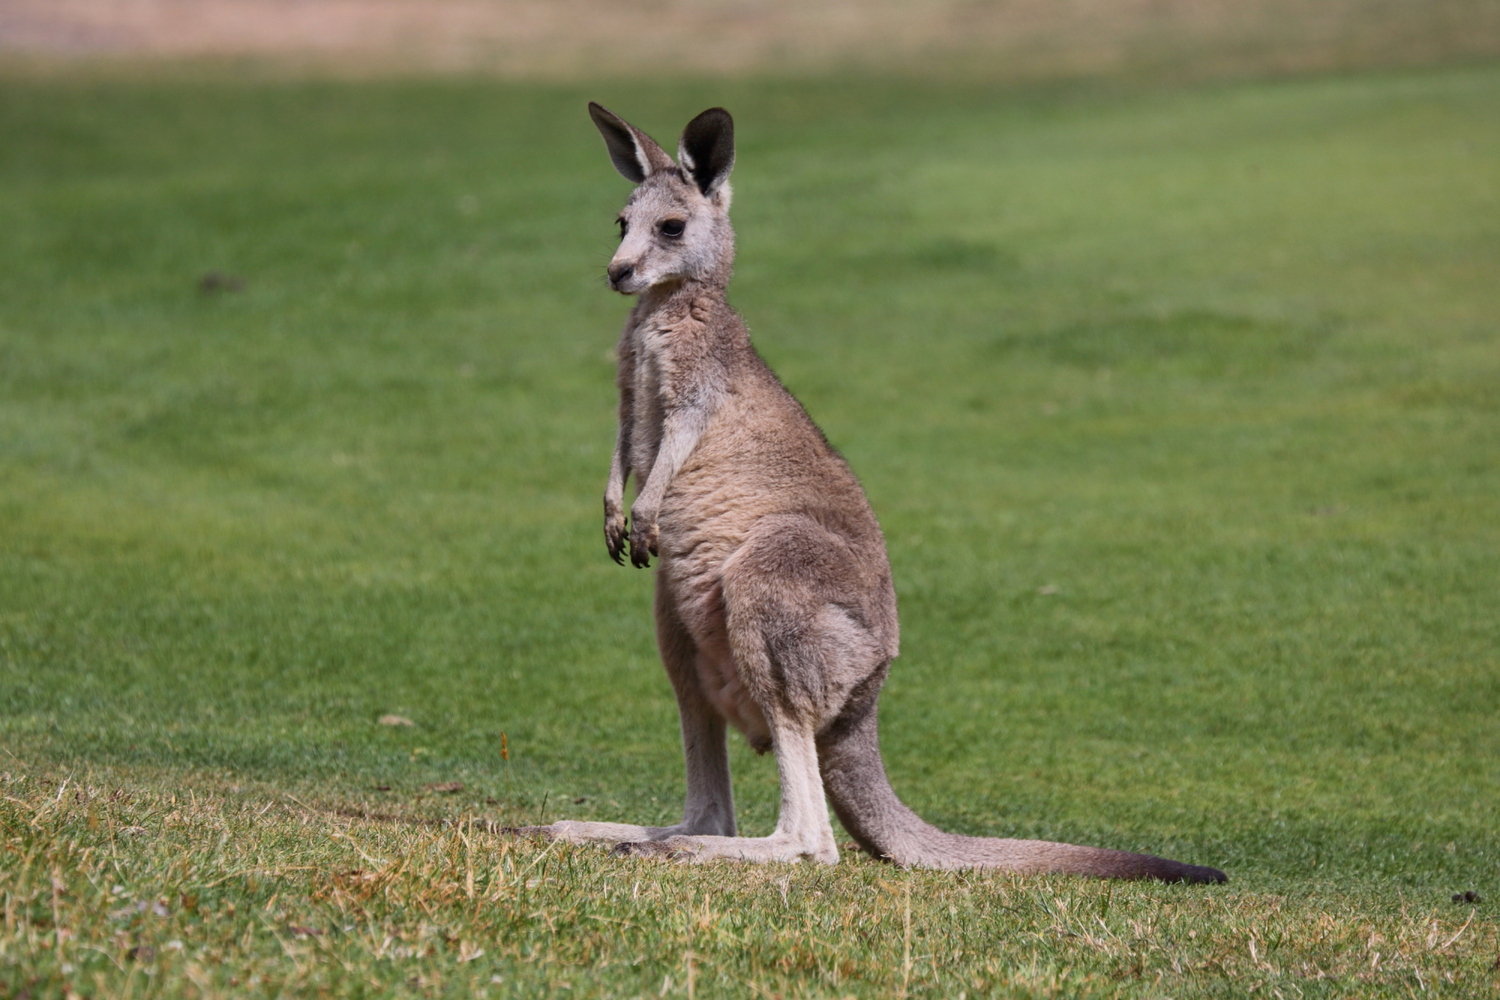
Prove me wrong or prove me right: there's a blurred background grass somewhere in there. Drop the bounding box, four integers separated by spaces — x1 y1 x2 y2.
4 0 1500 82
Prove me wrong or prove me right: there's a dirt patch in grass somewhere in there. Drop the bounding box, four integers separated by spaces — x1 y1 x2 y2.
3 0 1499 79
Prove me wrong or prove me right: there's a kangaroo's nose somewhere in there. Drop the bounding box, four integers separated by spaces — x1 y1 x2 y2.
608 262 635 286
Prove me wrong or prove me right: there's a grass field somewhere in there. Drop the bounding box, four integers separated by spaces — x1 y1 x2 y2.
1 63 1498 997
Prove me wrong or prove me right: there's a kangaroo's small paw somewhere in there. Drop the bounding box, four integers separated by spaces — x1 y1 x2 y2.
627 515 658 568
604 506 627 564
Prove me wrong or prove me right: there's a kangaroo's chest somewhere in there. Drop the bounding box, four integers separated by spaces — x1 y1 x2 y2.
628 325 669 484
628 314 701 484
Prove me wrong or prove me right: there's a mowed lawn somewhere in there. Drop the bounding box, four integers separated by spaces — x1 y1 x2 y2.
1 64 1498 997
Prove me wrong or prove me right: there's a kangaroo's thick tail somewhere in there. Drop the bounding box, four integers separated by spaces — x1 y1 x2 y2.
817 696 1227 884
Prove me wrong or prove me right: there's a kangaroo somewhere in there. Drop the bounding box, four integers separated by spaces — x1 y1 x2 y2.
532 103 1226 883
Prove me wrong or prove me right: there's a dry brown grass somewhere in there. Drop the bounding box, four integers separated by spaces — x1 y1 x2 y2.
2 0 1499 80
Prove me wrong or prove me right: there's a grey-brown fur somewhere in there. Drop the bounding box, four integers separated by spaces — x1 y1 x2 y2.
532 103 1226 884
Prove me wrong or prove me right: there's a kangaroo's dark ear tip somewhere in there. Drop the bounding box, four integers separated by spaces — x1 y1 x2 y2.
692 107 733 129
590 102 631 129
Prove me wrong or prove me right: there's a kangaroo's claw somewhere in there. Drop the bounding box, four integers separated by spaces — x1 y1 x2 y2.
628 521 657 568
605 502 628 564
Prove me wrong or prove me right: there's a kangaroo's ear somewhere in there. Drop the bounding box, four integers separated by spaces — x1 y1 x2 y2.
589 102 674 183
678 107 735 197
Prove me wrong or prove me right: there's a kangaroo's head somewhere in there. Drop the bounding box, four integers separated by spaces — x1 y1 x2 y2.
588 103 736 295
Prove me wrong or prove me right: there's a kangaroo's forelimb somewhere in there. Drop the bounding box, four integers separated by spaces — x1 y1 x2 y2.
603 322 636 564
627 399 716 567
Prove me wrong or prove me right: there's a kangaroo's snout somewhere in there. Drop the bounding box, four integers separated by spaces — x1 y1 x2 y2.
607 261 636 290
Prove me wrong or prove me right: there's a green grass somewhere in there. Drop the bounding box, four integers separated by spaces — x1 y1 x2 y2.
2 64 1498 997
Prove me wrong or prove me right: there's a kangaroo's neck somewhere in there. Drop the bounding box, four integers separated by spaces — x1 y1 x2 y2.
637 274 731 318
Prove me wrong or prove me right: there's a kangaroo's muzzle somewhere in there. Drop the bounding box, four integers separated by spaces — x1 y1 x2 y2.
607 261 636 291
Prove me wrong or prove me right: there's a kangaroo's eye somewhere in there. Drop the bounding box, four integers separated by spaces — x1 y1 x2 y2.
615 218 627 239
659 219 686 238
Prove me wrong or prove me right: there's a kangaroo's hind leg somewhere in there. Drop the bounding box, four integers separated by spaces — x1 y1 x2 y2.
618 517 884 864
620 704 833 864
534 574 736 845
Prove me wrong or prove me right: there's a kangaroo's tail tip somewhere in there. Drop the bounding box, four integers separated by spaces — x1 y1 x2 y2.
1162 861 1228 884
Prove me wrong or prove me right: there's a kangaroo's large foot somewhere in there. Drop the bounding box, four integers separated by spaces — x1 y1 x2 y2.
613 833 838 865
510 820 666 844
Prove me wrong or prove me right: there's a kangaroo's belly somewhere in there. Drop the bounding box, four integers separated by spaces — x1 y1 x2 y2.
677 577 772 752
656 489 772 749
